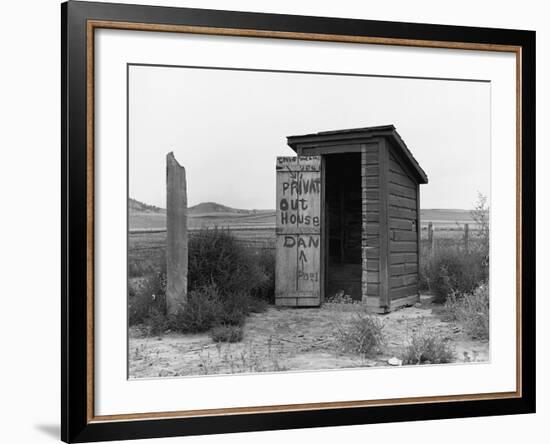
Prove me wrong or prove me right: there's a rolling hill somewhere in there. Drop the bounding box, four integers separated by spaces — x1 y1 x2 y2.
130 198 275 230
129 198 476 231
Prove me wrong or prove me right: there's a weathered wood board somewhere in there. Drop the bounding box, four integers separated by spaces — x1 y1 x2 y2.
275 156 322 306
361 143 382 306
387 149 419 305
166 152 188 315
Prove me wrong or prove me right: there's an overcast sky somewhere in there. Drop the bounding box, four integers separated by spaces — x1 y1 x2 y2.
129 65 490 210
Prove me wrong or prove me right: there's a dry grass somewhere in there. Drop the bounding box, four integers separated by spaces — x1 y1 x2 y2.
334 309 386 358
401 324 455 365
129 299 489 378
210 325 244 343
444 285 489 340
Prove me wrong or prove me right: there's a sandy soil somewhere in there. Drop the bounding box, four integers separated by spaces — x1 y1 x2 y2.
129 296 489 378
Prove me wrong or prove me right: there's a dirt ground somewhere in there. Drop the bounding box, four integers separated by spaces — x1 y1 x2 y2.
128 295 489 378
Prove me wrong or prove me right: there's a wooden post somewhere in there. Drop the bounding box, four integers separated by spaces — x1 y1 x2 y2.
464 223 470 253
428 222 434 256
166 152 188 315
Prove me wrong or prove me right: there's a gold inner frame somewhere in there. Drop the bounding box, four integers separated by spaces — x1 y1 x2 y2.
85 19 523 423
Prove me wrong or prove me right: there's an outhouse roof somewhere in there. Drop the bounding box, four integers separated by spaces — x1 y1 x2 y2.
287 125 428 184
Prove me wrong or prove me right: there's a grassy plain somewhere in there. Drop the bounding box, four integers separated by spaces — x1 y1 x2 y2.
128 201 480 278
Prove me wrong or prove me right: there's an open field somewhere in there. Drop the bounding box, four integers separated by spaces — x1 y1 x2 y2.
131 210 276 231
129 295 488 378
129 227 276 277
128 201 483 277
130 201 479 232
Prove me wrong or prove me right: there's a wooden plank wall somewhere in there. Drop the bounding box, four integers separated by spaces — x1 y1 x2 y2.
361 144 381 305
387 149 420 306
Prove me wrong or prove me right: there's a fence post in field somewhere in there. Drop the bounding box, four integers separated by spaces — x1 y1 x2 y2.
464 223 470 253
166 152 188 315
428 222 434 256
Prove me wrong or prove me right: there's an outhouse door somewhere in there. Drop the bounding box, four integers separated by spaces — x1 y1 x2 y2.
275 156 322 306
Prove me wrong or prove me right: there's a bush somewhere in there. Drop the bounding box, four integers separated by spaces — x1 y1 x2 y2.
128 271 167 326
223 291 267 318
471 192 490 280
128 259 156 278
445 285 489 340
146 307 170 336
188 228 269 295
169 285 268 333
335 311 386 357
170 284 224 333
130 229 271 335
210 325 244 343
422 248 486 302
250 249 276 303
401 327 455 365
420 194 489 301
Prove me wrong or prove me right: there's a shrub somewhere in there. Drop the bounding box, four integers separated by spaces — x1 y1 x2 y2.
215 291 268 327
169 285 267 333
335 311 386 357
146 307 169 336
422 248 485 302
247 294 269 313
226 290 267 314
445 285 489 340
130 229 271 335
188 228 269 295
470 192 490 281
210 325 244 343
401 327 455 365
250 249 276 303
128 259 156 278
420 194 489 300
217 303 247 327
128 271 167 326
170 284 224 333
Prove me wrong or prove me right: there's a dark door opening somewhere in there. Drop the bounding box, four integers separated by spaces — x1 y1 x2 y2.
324 153 362 301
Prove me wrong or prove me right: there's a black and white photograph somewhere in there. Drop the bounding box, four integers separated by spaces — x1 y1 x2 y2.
0 0 543 441
127 65 491 378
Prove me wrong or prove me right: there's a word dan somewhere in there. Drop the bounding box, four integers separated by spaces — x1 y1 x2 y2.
282 235 320 248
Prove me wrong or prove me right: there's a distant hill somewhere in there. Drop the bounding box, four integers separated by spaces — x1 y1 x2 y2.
188 202 250 215
129 198 477 231
129 198 165 213
129 198 275 230
129 198 270 215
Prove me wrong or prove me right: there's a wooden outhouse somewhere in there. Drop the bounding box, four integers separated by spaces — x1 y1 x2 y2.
274 125 428 313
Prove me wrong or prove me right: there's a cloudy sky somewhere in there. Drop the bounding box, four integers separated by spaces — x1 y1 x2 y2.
129 65 490 210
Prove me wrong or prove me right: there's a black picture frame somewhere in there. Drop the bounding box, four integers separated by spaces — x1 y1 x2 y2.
61 1 536 442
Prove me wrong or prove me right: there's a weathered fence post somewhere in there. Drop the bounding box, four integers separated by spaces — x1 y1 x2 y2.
464 223 469 253
166 152 188 315
428 222 434 256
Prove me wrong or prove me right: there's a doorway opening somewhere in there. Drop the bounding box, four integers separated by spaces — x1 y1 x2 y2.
324 153 362 301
